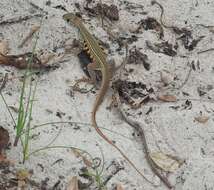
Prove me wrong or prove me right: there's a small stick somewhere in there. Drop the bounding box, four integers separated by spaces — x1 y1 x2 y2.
151 0 171 29
18 25 40 48
151 0 182 34
0 74 8 92
27 1 48 15
99 0 104 28
0 14 43 26
114 91 173 189
198 48 214 54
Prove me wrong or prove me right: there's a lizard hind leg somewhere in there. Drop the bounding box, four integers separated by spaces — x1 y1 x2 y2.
87 61 101 89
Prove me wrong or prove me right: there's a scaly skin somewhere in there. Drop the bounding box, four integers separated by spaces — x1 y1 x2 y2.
63 13 153 183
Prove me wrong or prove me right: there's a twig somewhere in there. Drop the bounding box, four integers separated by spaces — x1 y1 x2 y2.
0 14 43 25
99 0 104 28
115 93 173 189
198 48 214 54
196 24 214 33
27 1 48 15
0 74 8 92
151 0 183 34
151 0 172 29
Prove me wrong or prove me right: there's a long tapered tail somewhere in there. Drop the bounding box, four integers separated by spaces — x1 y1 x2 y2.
91 109 154 184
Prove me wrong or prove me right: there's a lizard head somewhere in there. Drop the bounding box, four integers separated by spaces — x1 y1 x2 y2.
63 13 82 26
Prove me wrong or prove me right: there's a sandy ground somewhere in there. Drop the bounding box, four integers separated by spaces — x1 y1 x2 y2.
0 0 214 189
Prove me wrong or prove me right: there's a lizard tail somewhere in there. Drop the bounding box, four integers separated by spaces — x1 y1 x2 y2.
91 110 154 185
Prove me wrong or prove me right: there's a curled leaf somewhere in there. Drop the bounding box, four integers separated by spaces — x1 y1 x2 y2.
195 116 209 123
0 52 47 69
150 152 183 172
116 184 124 190
158 94 177 102
67 176 79 190
72 149 92 167
0 40 9 55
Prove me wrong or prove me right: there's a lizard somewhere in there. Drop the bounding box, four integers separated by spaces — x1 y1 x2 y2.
63 13 153 184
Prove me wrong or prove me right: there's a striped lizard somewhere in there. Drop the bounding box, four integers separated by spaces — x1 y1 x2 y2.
63 13 153 183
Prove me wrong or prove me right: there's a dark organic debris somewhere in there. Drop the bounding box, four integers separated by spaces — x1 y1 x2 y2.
112 79 153 108
136 17 164 38
181 100 192 110
127 47 150 70
119 0 146 15
53 5 67 12
146 40 177 56
0 126 9 156
115 35 138 52
96 3 119 21
85 3 119 21
0 52 51 70
178 34 204 51
197 86 207 97
0 14 43 26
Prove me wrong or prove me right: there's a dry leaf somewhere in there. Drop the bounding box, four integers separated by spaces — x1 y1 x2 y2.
150 152 183 172
0 52 47 69
67 176 79 190
82 157 93 167
158 94 177 102
195 116 209 123
72 149 82 158
72 149 93 167
0 40 9 55
116 184 124 190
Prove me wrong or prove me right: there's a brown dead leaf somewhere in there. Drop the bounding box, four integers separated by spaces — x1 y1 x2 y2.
0 52 47 69
72 149 93 167
158 94 177 102
195 116 209 123
116 184 124 190
0 126 9 156
150 152 183 172
67 176 79 190
0 40 9 55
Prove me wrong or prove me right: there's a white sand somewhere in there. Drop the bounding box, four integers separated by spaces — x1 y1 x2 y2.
0 0 214 189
